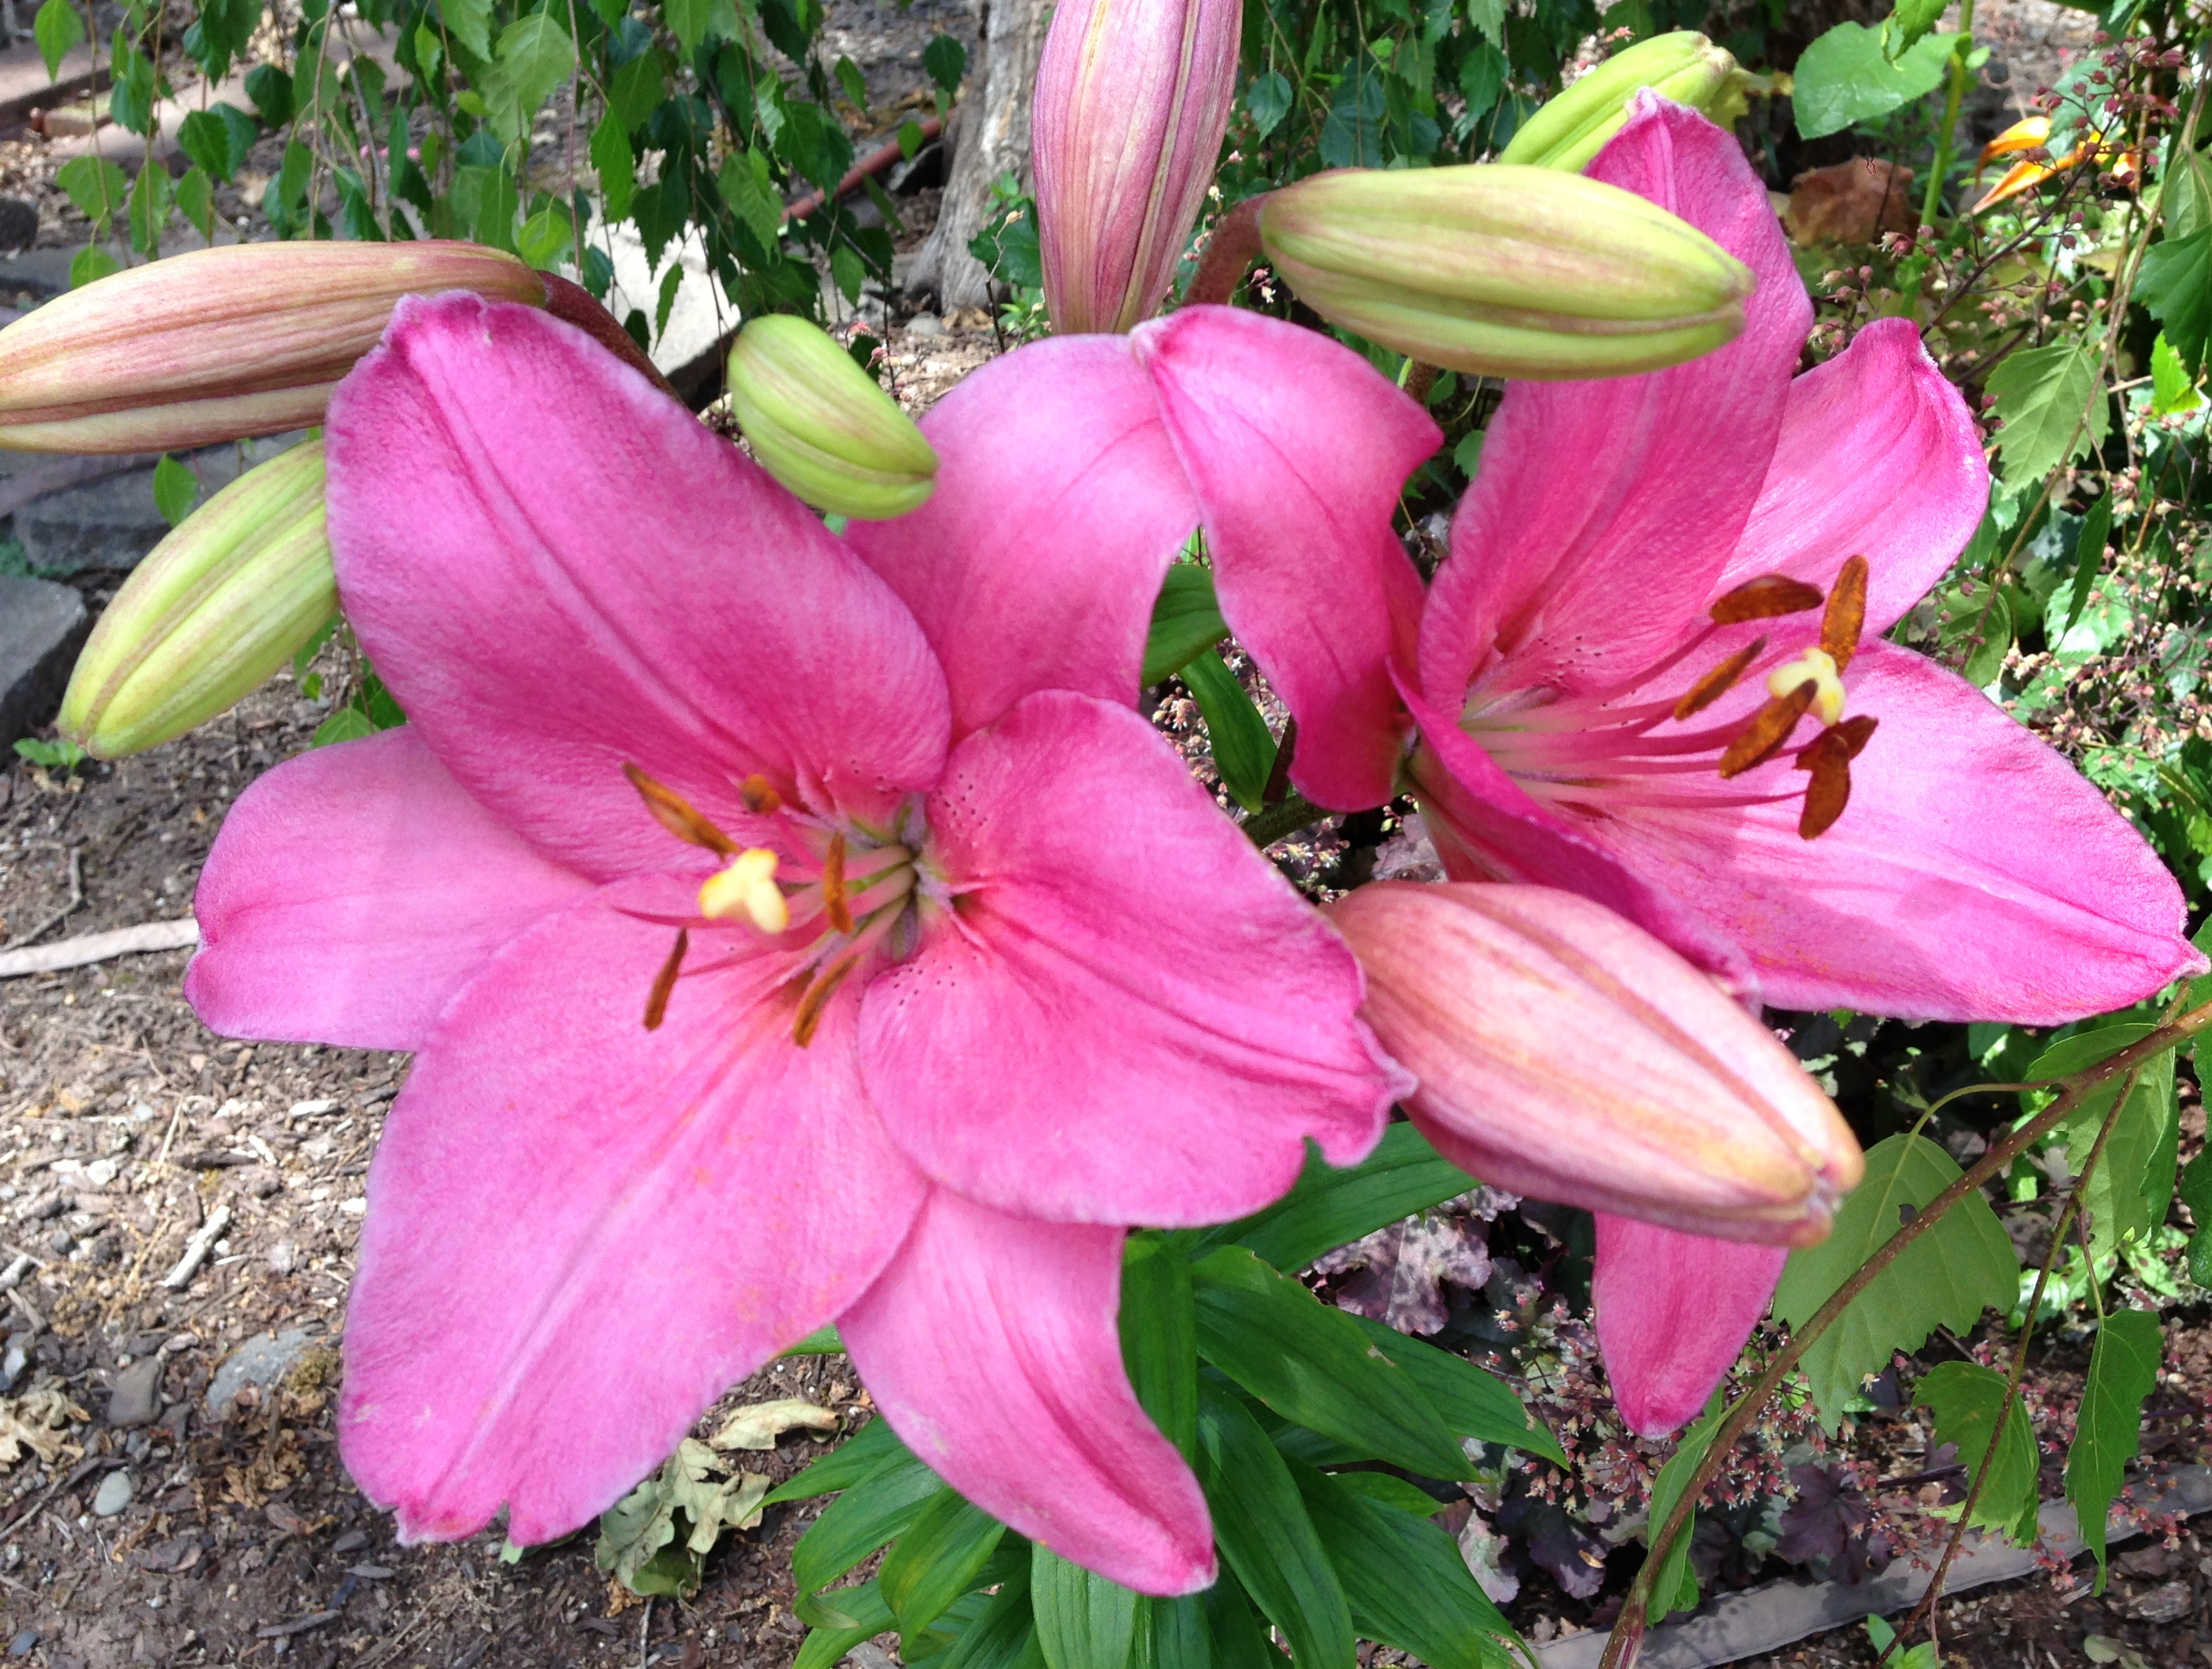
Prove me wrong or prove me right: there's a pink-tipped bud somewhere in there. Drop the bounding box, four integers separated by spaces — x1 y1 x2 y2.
1030 0 1239 335
0 241 547 454
1330 882 1863 1246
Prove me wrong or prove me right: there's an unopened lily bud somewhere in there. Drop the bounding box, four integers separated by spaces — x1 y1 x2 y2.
0 241 545 454
1330 883 1862 1246
1259 164 1753 379
1031 0 1240 334
59 440 334 759
1499 34 1745 172
723 316 938 521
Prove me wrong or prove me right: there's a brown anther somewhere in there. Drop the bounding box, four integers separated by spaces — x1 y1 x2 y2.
623 764 736 855
792 956 858 1048
643 929 689 1031
1821 555 1869 670
1718 680 1817 778
1672 635 1769 720
1709 574 1825 624
823 833 855 936
740 773 784 815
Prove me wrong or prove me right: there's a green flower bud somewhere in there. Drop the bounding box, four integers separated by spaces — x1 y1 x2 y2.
59 440 335 758
723 318 938 521
1258 164 1753 380
1499 33 1747 173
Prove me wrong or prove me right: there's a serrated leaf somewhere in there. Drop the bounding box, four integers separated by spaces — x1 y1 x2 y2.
2065 492 2113 635
2025 1025 2177 1257
33 0 83 82
1987 339 2109 487
609 49 668 133
1181 649 1276 812
1190 1246 1470 1479
517 203 575 271
245 60 293 126
1882 0 1947 59
879 1492 1007 1640
1961 586 2012 686
67 244 119 289
152 455 199 527
178 164 214 239
1791 24 1961 140
1195 1384 1354 1669
1142 565 1228 686
2151 332 2203 416
109 35 155 136
1213 1123 1475 1275
1032 1546 1137 1669
2067 1309 2162 1588
1465 0 1505 47
127 162 169 255
176 103 259 183
1246 71 1293 140
2142 227 2212 374
1644 1391 1725 1622
835 54 868 111
718 147 784 255
440 0 493 62
592 112 636 219
1911 1363 2039 1545
484 11 575 143
1293 1465 1515 1669
55 156 127 231
1775 1134 2018 1431
923 33 965 97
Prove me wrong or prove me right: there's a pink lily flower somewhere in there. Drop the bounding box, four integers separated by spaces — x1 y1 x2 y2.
1121 99 2203 1435
184 291 1411 1591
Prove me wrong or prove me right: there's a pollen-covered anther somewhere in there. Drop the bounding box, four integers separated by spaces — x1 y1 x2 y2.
1765 646 1846 727
1672 634 1768 720
1718 679 1817 778
643 929 689 1030
1821 555 1869 670
740 773 784 815
1708 573 1824 624
822 833 855 935
623 762 736 855
700 848 790 934
1792 714 1880 840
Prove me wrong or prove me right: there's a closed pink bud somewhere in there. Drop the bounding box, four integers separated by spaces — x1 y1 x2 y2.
0 241 547 454
1030 0 1240 335
1330 882 1863 1246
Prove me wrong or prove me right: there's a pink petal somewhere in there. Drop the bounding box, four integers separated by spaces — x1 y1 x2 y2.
1134 305 1438 811
1400 672 1756 995
838 1191 1216 1595
186 727 590 1052
860 689 1401 1226
1418 98 1812 710
844 335 1199 739
325 292 950 881
1593 1214 1783 1438
1582 642 2203 1022
1713 318 1990 635
339 873 926 1545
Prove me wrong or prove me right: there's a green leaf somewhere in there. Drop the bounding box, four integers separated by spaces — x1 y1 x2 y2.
109 35 155 136
2181 1149 2212 1288
2025 1024 2177 1257
655 260 683 341
1216 1123 1475 1274
761 1416 911 1506
517 203 575 271
484 11 575 143
55 156 127 233
1959 586 2013 687
312 706 379 747
791 1456 946 1595
33 0 83 82
1911 1363 2039 1545
1189 1245 1470 1479
2065 492 2113 636
452 162 520 252
1032 1546 1138 1669
440 0 494 63
1195 1384 1354 1669
795 1580 897 1669
718 147 784 256
178 103 258 182
245 61 294 126
1882 0 1948 59
1120 1235 1198 1459
592 113 636 221
2151 333 2203 416
126 162 168 256
835 55 868 112
1142 565 1229 686
1344 1314 1565 1464
594 1438 768 1600
1324 1472 1445 1518
1644 1391 1726 1623
1464 0 1504 47
879 1492 1007 1640
1293 1465 1513 1669
609 49 668 133
152 455 199 527
1246 72 1293 140
939 1567 1044 1669
780 1322 846 1358
1987 340 2109 488
1141 1593 1211 1669
1182 650 1276 812
1790 24 1961 140
2066 1309 2163 1588
2139 227 2212 375
1774 1134 2018 1431
923 33 966 98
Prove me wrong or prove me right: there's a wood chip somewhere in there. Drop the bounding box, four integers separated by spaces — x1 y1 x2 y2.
0 919 199 979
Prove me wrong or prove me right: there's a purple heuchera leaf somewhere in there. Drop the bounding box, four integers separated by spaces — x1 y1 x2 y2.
1315 1208 1492 1335
1775 1462 1896 1583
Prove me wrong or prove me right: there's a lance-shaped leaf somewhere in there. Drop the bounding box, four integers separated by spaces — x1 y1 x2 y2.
1643 1391 1726 1622
794 1579 897 1669
791 1451 947 1598
1182 649 1277 813
1032 1546 1139 1669
1143 564 1229 685
760 1414 911 1505
2066 1309 2163 1589
880 1490 1008 1640
1209 1123 1476 1273
1345 1313 1566 1463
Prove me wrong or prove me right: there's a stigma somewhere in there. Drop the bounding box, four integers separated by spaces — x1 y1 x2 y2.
700 849 790 933
1765 647 1846 727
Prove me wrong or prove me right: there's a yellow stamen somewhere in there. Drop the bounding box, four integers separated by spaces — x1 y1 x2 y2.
699 848 790 933
1765 647 1846 727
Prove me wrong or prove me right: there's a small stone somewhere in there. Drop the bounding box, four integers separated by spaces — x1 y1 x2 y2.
204 1327 316 1418
905 312 945 338
7 1627 35 1659
330 1529 368 1556
2126 1579 2191 1623
0 574 89 749
0 199 38 253
288 1099 339 1118
0 1338 26 1394
80 1159 117 1188
90 1468 133 1516
107 1354 163 1428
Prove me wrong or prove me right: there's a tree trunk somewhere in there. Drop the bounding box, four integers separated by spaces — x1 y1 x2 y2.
905 0 1054 312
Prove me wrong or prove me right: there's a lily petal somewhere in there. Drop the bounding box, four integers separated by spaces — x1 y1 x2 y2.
861 689 1400 1226
1593 1213 1783 1438
325 292 950 879
1715 318 1989 635
838 1190 1216 1596
845 335 1199 739
187 726 591 1052
1583 642 2204 1021
339 874 925 1545
1419 96 1811 708
1134 305 1438 811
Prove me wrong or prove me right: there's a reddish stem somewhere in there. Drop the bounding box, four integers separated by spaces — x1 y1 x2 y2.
1183 195 1268 309
538 270 683 400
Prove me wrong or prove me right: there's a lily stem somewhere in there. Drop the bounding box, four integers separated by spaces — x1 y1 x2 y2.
1919 0 1977 234
1239 791 1327 849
